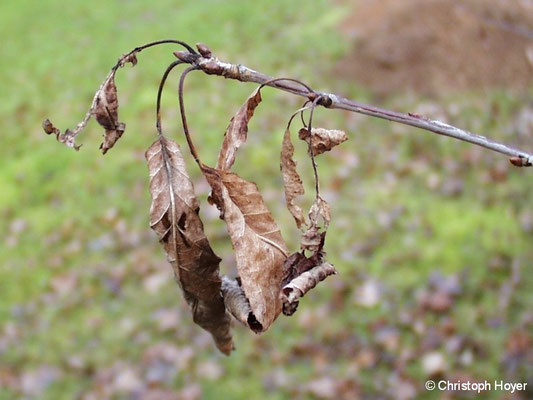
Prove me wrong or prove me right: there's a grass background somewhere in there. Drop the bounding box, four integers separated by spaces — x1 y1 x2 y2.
1 0 532 399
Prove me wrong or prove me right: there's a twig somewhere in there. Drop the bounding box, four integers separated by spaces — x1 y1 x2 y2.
174 44 533 167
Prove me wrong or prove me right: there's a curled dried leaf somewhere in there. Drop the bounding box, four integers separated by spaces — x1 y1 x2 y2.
282 250 321 287
300 226 323 253
119 52 138 67
280 127 306 229
216 88 262 171
94 75 126 154
42 119 81 150
221 276 262 332
300 196 331 253
309 195 331 228
146 136 233 354
299 127 348 156
44 53 137 152
202 165 289 332
282 261 337 316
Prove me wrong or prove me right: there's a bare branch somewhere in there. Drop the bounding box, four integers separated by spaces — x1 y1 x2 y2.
175 44 533 167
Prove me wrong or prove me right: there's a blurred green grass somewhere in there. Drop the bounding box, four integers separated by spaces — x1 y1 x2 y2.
1 0 532 399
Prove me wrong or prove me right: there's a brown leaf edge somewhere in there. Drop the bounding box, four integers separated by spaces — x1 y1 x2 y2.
201 165 289 332
146 136 233 354
95 74 126 154
280 126 307 230
216 87 262 171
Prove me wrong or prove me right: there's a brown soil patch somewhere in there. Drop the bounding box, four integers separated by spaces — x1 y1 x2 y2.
335 0 533 96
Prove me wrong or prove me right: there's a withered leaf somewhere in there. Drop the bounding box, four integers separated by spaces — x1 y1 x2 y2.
282 250 322 287
119 52 138 67
282 260 337 316
301 196 331 253
221 276 262 332
202 165 289 332
280 127 306 230
95 75 126 154
146 136 233 354
300 226 322 253
298 127 348 156
309 195 331 228
42 119 81 150
216 88 262 171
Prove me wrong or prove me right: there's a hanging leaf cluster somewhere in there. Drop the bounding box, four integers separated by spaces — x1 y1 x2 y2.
42 42 348 355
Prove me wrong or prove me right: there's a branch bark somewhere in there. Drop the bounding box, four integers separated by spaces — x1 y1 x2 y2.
174 45 533 167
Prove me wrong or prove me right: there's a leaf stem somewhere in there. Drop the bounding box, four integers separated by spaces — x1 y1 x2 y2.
156 60 185 136
258 77 314 94
178 66 201 164
307 96 323 198
116 39 197 69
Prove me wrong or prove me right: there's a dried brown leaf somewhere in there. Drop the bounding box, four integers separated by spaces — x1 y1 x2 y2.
281 251 321 287
119 52 138 67
300 196 331 252
42 119 81 150
309 195 331 228
282 260 337 315
216 88 262 171
298 127 348 156
300 226 322 253
280 127 306 229
221 276 262 331
95 75 126 154
146 136 233 354
202 165 289 332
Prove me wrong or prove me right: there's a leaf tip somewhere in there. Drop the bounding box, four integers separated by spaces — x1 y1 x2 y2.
42 118 56 135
